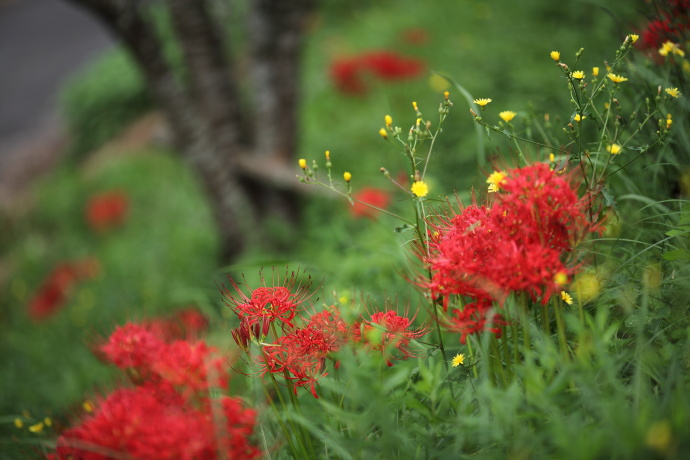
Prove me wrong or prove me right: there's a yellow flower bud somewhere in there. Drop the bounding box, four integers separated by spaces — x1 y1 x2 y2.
298 158 307 169
343 172 352 182
384 115 393 127
379 128 388 139
325 150 330 160
592 66 600 76
550 50 561 61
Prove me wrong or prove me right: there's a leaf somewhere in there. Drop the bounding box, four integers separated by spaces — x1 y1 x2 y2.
662 249 690 261
601 186 617 208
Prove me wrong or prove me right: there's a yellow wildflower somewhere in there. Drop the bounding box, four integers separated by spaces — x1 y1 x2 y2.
665 87 681 98
549 153 555 163
628 34 639 44
325 150 330 160
343 172 352 182
667 114 673 129
561 291 574 305
411 180 429 197
473 98 492 107
384 115 393 127
444 91 450 100
29 422 44 433
83 400 95 413
592 66 600 77
646 420 672 456
550 50 561 61
14 418 23 429
659 40 685 57
298 158 307 169
607 143 622 154
572 70 585 79
499 111 516 122
379 128 388 139
607 73 628 83
451 353 465 367
573 114 585 122
553 271 568 286
412 101 419 112
486 170 506 192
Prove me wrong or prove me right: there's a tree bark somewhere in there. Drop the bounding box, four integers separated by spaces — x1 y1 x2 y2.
64 0 316 261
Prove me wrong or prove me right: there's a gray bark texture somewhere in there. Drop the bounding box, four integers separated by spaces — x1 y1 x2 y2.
65 0 316 261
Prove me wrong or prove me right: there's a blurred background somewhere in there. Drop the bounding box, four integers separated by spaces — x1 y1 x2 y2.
3 0 681 456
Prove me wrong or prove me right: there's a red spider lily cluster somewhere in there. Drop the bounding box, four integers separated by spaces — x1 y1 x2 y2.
423 163 600 343
637 0 689 51
85 190 129 232
51 321 261 460
350 187 392 219
28 258 100 321
223 272 428 397
330 50 426 95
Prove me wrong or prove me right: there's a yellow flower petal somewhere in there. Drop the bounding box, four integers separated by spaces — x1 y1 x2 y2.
411 180 429 197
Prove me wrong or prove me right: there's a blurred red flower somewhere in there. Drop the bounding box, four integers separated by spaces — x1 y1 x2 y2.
330 50 426 95
53 384 260 460
85 190 129 232
28 258 100 321
351 187 391 219
637 0 689 51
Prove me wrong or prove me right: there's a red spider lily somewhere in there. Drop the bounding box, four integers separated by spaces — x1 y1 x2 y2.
426 164 596 309
52 384 260 460
444 297 508 344
258 306 348 398
98 322 229 395
85 190 129 232
351 187 392 219
99 323 166 370
361 51 426 80
222 269 315 331
330 57 367 94
330 50 426 95
423 164 599 343
28 258 100 321
153 341 228 395
261 325 334 398
353 310 428 365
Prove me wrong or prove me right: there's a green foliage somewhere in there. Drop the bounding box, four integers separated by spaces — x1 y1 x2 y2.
0 150 218 420
59 49 152 160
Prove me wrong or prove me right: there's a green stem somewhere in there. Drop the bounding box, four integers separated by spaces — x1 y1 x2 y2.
466 336 479 379
553 301 569 359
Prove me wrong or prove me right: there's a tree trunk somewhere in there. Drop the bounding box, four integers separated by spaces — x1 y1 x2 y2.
64 0 316 261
